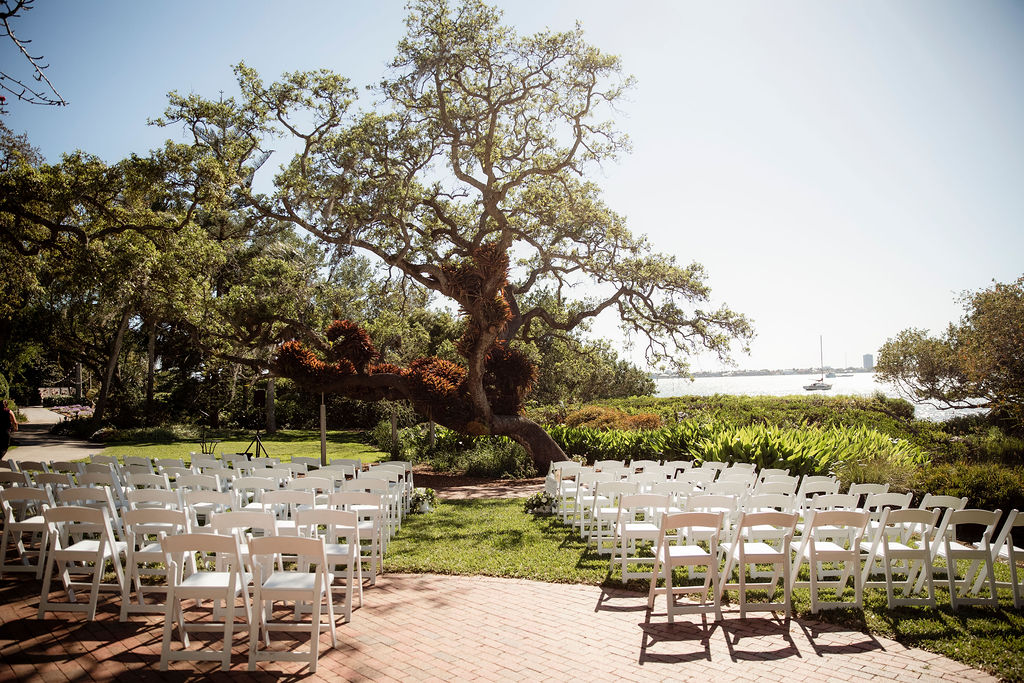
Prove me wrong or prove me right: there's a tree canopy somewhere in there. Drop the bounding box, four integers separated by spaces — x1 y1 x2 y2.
158 0 752 469
877 275 1024 431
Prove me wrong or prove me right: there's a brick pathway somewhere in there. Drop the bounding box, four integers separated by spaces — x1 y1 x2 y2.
0 571 995 682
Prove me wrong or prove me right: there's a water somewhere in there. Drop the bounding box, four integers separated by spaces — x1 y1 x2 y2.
653 373 982 422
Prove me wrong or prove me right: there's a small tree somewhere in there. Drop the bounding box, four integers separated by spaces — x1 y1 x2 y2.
877 275 1024 430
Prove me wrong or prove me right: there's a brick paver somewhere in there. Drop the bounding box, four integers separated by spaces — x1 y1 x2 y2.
0 571 996 682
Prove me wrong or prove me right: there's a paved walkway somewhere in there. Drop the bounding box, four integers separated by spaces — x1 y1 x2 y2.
0 570 996 682
3 407 102 465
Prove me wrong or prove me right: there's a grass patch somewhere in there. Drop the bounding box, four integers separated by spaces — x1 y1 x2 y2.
386 499 611 584
386 498 1024 680
100 429 387 465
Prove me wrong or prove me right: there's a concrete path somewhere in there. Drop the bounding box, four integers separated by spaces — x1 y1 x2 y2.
0 572 995 682
3 407 102 464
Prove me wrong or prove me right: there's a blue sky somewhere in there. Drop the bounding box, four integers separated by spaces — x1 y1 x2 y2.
6 1 1023 371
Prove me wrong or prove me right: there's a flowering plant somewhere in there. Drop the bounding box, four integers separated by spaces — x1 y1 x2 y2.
523 491 555 514
409 487 438 511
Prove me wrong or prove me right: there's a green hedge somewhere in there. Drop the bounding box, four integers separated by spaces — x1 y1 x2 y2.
546 421 928 477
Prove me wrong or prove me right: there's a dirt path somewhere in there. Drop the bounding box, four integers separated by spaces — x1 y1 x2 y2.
412 465 544 500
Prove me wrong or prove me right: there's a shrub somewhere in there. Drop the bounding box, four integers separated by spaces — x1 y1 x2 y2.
546 421 928 476
408 426 537 479
43 395 88 408
563 405 661 431
88 425 198 443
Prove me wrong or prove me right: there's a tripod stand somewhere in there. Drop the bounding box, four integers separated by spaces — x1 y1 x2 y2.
242 429 269 460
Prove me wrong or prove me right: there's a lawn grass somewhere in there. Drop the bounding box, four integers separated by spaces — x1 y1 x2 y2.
100 429 386 465
387 498 1024 681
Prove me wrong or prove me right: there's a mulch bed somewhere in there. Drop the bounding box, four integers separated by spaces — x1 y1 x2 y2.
410 464 544 500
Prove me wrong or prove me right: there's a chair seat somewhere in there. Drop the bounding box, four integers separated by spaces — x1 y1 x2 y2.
721 541 784 559
802 541 852 556
324 543 359 561
263 571 334 592
57 539 127 558
181 571 240 590
662 544 711 560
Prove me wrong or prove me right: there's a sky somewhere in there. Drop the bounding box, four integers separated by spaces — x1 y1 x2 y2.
5 1 1023 372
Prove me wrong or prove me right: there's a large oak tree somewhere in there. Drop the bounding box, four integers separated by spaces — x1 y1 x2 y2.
160 0 753 469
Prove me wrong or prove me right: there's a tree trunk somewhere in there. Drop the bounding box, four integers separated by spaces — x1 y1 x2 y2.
92 307 132 426
144 318 157 426
265 376 277 433
492 414 568 474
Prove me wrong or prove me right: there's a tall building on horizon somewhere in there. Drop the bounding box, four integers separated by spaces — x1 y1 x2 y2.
863 353 874 370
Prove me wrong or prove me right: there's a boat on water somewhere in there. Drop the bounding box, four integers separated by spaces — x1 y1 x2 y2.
804 335 832 391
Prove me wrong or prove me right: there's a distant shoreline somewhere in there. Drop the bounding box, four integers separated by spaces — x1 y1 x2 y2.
653 368 874 379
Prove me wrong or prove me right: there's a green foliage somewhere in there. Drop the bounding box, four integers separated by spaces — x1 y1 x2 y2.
563 405 661 430
877 275 1024 431
546 421 928 476
909 461 1024 515
401 425 537 479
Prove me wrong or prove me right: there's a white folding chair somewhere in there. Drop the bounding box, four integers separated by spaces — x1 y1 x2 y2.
330 491 384 583
944 509 1001 610
291 456 322 472
550 462 585 522
233 476 278 512
296 508 363 622
610 493 673 582
49 461 84 479
262 489 316 536
0 486 54 578
571 470 614 538
719 511 798 618
984 509 1023 608
184 490 234 529
120 508 191 620
662 460 692 478
31 472 75 494
913 494 969 594
591 480 639 553
125 472 172 493
38 505 127 620
248 535 337 673
58 485 124 540
792 509 869 613
126 487 182 511
123 455 155 471
0 470 30 487
859 507 941 609
796 475 841 510
629 459 661 474
755 478 798 496
159 532 252 671
209 510 278 568
647 511 724 622
848 482 889 504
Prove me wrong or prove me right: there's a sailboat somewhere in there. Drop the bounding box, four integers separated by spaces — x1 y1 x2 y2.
803 335 832 391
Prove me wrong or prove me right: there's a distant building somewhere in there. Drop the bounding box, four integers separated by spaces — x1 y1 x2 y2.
863 354 874 370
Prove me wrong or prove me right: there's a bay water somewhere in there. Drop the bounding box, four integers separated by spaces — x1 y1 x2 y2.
654 373 980 422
